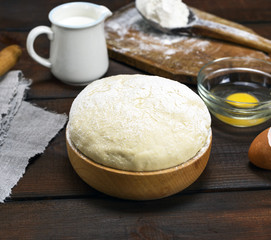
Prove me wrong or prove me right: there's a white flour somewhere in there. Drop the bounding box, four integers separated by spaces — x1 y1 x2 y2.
136 0 189 29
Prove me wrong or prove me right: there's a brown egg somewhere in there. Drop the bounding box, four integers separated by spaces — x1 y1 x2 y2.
248 127 271 170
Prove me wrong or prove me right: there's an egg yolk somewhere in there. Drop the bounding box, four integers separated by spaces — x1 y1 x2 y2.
226 93 258 108
215 92 265 127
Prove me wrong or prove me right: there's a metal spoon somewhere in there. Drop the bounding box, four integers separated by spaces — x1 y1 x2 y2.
137 6 271 53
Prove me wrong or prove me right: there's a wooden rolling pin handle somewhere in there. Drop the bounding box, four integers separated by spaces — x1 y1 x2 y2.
0 45 22 77
192 19 271 53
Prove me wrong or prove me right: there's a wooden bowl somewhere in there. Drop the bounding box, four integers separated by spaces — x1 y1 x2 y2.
66 127 212 200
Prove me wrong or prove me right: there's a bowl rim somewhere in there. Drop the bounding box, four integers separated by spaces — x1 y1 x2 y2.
197 56 271 107
66 126 212 176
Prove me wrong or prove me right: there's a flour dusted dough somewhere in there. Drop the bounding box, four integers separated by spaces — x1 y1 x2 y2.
68 75 211 171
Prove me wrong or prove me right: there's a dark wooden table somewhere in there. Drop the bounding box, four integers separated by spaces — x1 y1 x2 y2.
1 0 271 239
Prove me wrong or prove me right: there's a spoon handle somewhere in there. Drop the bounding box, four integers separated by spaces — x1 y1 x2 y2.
191 19 271 53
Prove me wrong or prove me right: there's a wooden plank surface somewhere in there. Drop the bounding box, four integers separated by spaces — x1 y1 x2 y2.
187 0 271 23
1 190 271 239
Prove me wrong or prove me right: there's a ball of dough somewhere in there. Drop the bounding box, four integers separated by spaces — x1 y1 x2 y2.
68 74 211 171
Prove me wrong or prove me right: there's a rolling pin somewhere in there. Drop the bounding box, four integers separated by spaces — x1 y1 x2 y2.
0 45 22 77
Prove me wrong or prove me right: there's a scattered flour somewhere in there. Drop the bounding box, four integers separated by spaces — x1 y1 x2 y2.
105 7 210 56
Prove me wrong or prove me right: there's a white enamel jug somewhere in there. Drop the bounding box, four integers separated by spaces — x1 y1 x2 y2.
27 2 112 85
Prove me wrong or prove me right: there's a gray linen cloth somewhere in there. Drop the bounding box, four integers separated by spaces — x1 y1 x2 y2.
0 71 67 202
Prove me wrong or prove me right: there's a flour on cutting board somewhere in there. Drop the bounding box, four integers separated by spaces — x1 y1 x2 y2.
105 5 270 79
105 7 210 56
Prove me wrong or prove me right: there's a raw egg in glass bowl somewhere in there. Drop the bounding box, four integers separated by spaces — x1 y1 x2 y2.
197 57 271 127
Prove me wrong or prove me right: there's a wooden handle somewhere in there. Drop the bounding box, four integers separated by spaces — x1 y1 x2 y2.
191 19 271 53
0 45 22 77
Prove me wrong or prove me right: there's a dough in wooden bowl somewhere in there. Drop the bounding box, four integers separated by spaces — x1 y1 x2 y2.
68 74 211 171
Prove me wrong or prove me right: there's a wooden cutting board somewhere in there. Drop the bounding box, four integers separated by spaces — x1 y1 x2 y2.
105 3 271 84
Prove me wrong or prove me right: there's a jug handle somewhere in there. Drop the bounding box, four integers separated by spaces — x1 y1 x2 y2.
26 26 53 68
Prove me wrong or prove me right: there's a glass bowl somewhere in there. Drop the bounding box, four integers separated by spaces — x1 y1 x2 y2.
197 57 271 127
